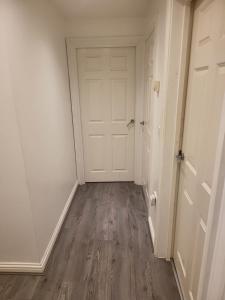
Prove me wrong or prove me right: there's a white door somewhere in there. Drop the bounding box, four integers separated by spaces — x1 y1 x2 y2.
174 0 225 299
77 47 135 182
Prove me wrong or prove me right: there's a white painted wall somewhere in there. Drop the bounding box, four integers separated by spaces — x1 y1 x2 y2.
52 0 150 19
0 35 38 262
0 0 76 264
66 17 146 37
144 0 171 255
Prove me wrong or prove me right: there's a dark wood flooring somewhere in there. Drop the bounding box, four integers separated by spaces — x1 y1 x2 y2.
0 182 180 300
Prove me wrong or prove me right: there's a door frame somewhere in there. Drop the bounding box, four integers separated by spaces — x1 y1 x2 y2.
66 36 145 184
155 0 194 259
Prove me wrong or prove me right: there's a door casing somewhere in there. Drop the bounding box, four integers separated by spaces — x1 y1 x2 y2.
67 36 145 185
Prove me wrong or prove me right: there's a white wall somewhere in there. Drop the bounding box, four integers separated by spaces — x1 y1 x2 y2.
66 17 146 37
0 33 38 262
144 0 171 255
0 0 76 264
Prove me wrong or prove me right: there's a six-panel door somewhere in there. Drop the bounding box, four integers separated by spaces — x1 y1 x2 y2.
174 0 225 299
77 47 135 182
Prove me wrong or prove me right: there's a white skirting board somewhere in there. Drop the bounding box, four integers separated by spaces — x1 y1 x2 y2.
148 216 155 246
0 181 79 273
172 260 185 300
142 186 156 247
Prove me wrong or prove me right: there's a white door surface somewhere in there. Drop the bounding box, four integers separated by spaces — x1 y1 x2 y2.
174 0 225 299
77 47 135 182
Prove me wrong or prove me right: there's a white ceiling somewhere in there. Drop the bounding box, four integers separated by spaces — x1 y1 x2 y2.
51 0 151 19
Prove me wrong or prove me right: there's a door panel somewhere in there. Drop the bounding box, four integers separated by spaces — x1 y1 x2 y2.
88 135 106 171
87 79 106 121
78 47 135 182
174 0 225 299
111 79 127 121
112 134 128 171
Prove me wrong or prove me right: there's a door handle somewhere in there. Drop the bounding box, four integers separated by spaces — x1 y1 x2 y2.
127 119 135 128
140 121 145 126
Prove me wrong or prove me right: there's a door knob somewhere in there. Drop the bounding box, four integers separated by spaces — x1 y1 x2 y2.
127 119 135 128
140 121 145 126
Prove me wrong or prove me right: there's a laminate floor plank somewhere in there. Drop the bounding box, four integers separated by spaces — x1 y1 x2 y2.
0 182 180 300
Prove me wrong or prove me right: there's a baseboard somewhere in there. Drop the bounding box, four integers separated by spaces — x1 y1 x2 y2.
148 216 155 246
142 186 149 210
172 259 185 300
0 181 79 274
0 262 45 274
39 181 79 272
142 186 156 247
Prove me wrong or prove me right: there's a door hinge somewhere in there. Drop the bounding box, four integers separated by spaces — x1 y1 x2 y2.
176 150 185 162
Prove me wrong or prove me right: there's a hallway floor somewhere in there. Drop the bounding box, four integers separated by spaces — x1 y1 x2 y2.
0 182 180 300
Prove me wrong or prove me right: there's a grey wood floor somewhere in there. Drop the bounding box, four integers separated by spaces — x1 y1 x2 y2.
0 182 180 300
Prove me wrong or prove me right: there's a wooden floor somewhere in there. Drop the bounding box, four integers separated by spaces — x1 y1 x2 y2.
0 182 180 300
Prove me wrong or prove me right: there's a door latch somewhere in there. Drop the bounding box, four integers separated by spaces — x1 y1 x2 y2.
176 150 185 162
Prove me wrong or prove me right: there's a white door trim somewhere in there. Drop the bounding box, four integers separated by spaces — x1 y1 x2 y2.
66 36 145 185
155 0 193 259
